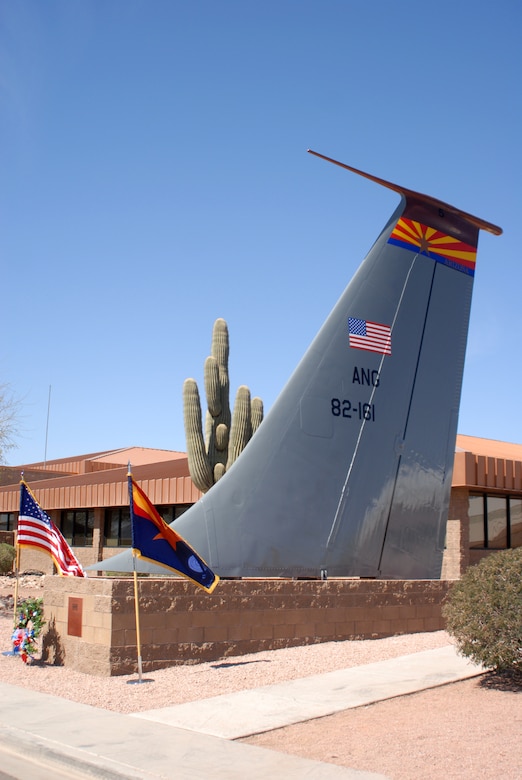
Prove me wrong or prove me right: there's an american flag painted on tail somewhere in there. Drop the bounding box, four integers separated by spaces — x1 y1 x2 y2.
348 317 392 355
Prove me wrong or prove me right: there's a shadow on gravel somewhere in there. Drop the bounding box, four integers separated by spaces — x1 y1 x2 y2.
479 670 522 692
211 659 272 669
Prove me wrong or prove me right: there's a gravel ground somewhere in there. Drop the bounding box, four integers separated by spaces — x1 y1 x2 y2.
1 575 521 779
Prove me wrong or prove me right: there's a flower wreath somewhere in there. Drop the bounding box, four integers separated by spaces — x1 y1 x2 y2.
12 597 45 663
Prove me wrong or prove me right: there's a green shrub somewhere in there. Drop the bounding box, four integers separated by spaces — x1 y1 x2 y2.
0 542 16 574
443 548 522 674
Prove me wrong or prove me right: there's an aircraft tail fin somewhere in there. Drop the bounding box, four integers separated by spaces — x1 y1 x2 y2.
88 153 501 579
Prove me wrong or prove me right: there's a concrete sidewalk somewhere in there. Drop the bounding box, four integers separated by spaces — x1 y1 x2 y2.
133 645 484 739
0 645 484 780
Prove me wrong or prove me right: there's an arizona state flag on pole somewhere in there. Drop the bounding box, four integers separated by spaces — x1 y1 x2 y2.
18 481 84 577
128 475 219 593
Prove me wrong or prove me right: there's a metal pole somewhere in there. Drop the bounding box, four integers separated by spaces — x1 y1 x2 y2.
133 563 143 682
44 385 51 466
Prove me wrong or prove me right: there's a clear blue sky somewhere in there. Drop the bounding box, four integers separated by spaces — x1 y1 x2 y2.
2 1 521 466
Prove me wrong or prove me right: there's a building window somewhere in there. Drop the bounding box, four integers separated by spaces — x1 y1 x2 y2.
469 493 521 550
510 498 522 548
469 495 485 549
0 513 16 532
60 510 94 547
104 508 131 547
487 496 507 549
157 505 191 524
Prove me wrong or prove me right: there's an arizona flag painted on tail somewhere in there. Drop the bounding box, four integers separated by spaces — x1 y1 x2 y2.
388 217 477 276
128 475 219 593
18 482 84 576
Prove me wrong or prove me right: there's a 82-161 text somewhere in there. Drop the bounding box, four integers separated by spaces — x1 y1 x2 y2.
331 398 376 422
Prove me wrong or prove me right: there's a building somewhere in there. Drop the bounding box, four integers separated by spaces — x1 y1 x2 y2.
448 434 522 575
1 435 521 578
0 447 201 572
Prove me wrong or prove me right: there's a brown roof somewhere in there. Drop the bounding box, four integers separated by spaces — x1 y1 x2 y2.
14 447 186 475
456 434 522 461
454 434 522 491
0 448 200 511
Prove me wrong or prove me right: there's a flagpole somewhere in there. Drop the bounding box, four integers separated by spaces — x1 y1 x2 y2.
44 385 51 467
13 545 20 625
14 477 24 623
127 464 153 684
132 554 144 683
4 479 23 655
2 542 19 656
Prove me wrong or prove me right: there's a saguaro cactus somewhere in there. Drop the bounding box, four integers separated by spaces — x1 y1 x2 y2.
183 318 264 493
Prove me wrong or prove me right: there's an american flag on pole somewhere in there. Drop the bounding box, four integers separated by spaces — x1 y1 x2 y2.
17 482 84 577
348 317 392 355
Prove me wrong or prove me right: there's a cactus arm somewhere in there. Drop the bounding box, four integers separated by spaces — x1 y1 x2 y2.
204 409 212 451
215 423 229 452
183 378 213 492
213 462 226 482
251 397 264 435
204 356 221 418
211 318 229 374
204 319 230 479
227 385 252 469
212 318 231 430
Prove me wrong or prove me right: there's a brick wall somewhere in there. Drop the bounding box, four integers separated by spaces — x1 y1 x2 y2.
441 487 470 579
42 576 452 677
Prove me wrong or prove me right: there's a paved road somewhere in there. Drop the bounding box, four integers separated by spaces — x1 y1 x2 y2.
0 743 96 780
0 646 484 780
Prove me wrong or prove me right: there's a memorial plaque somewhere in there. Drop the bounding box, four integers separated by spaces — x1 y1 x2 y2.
67 597 83 637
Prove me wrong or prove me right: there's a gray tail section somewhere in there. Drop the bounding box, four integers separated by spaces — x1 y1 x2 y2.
89 152 501 579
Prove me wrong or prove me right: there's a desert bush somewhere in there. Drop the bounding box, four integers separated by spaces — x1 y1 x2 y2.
0 542 16 574
443 548 522 674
